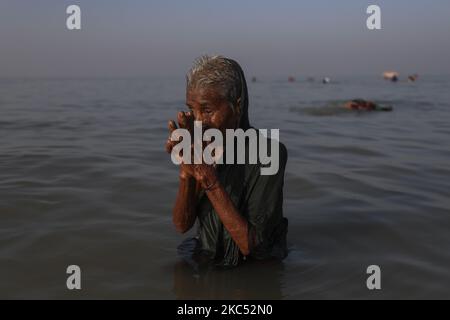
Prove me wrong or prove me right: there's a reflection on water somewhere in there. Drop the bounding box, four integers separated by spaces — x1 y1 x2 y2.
173 259 284 300
173 237 284 299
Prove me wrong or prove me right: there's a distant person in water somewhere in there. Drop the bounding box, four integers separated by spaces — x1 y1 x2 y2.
408 74 419 82
344 99 393 112
383 71 399 82
165 55 288 268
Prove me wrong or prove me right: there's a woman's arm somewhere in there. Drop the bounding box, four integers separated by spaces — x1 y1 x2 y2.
166 111 249 251
192 165 250 256
172 174 199 234
205 181 250 256
167 112 200 233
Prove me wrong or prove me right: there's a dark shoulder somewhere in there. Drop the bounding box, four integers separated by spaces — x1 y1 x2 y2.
278 141 288 166
257 132 288 167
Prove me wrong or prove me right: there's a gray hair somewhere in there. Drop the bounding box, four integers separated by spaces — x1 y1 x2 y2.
186 55 242 106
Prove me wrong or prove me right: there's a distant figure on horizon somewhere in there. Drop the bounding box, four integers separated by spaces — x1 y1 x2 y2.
408 74 419 82
344 99 393 112
288 76 296 83
383 71 399 82
322 77 331 84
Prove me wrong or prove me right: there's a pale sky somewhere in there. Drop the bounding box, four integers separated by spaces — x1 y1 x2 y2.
0 0 449 77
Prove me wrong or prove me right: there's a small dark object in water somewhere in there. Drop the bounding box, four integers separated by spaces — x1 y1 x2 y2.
408 74 419 82
376 105 393 111
344 99 393 112
383 71 399 82
288 76 296 83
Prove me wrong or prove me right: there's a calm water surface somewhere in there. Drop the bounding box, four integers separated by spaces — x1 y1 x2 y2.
1 76 449 299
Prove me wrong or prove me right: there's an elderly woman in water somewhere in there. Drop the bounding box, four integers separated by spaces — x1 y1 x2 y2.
165 55 288 267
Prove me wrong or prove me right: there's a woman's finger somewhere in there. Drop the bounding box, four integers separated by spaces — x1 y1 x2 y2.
166 120 178 154
177 111 187 129
185 111 195 133
165 138 174 153
168 120 178 142
168 120 177 134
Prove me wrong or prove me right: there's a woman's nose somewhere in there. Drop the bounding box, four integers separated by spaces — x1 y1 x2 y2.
194 112 205 123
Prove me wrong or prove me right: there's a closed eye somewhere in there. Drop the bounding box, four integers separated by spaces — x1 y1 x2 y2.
200 104 212 114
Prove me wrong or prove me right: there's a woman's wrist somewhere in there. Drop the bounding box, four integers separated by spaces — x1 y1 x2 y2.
179 165 192 181
179 171 190 180
203 178 219 192
201 172 219 191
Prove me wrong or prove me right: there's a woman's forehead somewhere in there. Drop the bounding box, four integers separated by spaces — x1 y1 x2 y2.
186 86 225 104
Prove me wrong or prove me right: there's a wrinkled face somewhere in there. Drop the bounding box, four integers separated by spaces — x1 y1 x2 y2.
186 86 240 134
